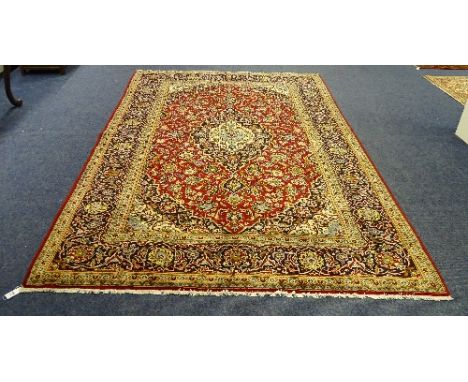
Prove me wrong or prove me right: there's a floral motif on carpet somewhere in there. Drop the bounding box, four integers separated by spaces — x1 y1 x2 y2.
23 70 450 299
425 75 468 104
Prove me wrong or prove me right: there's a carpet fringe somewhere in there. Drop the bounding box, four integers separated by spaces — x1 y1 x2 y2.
3 286 453 301
2 286 22 300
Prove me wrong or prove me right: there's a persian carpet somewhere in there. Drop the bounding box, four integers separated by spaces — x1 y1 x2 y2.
425 75 468 105
417 65 468 70
21 70 450 299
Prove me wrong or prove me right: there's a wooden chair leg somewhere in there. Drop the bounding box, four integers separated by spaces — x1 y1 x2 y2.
3 65 23 107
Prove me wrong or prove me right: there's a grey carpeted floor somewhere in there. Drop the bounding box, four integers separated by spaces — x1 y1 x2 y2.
0 65 466 315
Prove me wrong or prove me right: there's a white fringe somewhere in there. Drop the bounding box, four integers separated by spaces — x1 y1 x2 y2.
3 286 453 301
2 286 22 300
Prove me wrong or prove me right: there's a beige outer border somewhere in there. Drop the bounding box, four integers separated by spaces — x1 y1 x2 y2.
425 75 468 105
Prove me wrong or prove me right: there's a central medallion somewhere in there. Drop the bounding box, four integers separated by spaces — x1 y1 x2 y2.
209 120 255 154
191 105 271 172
